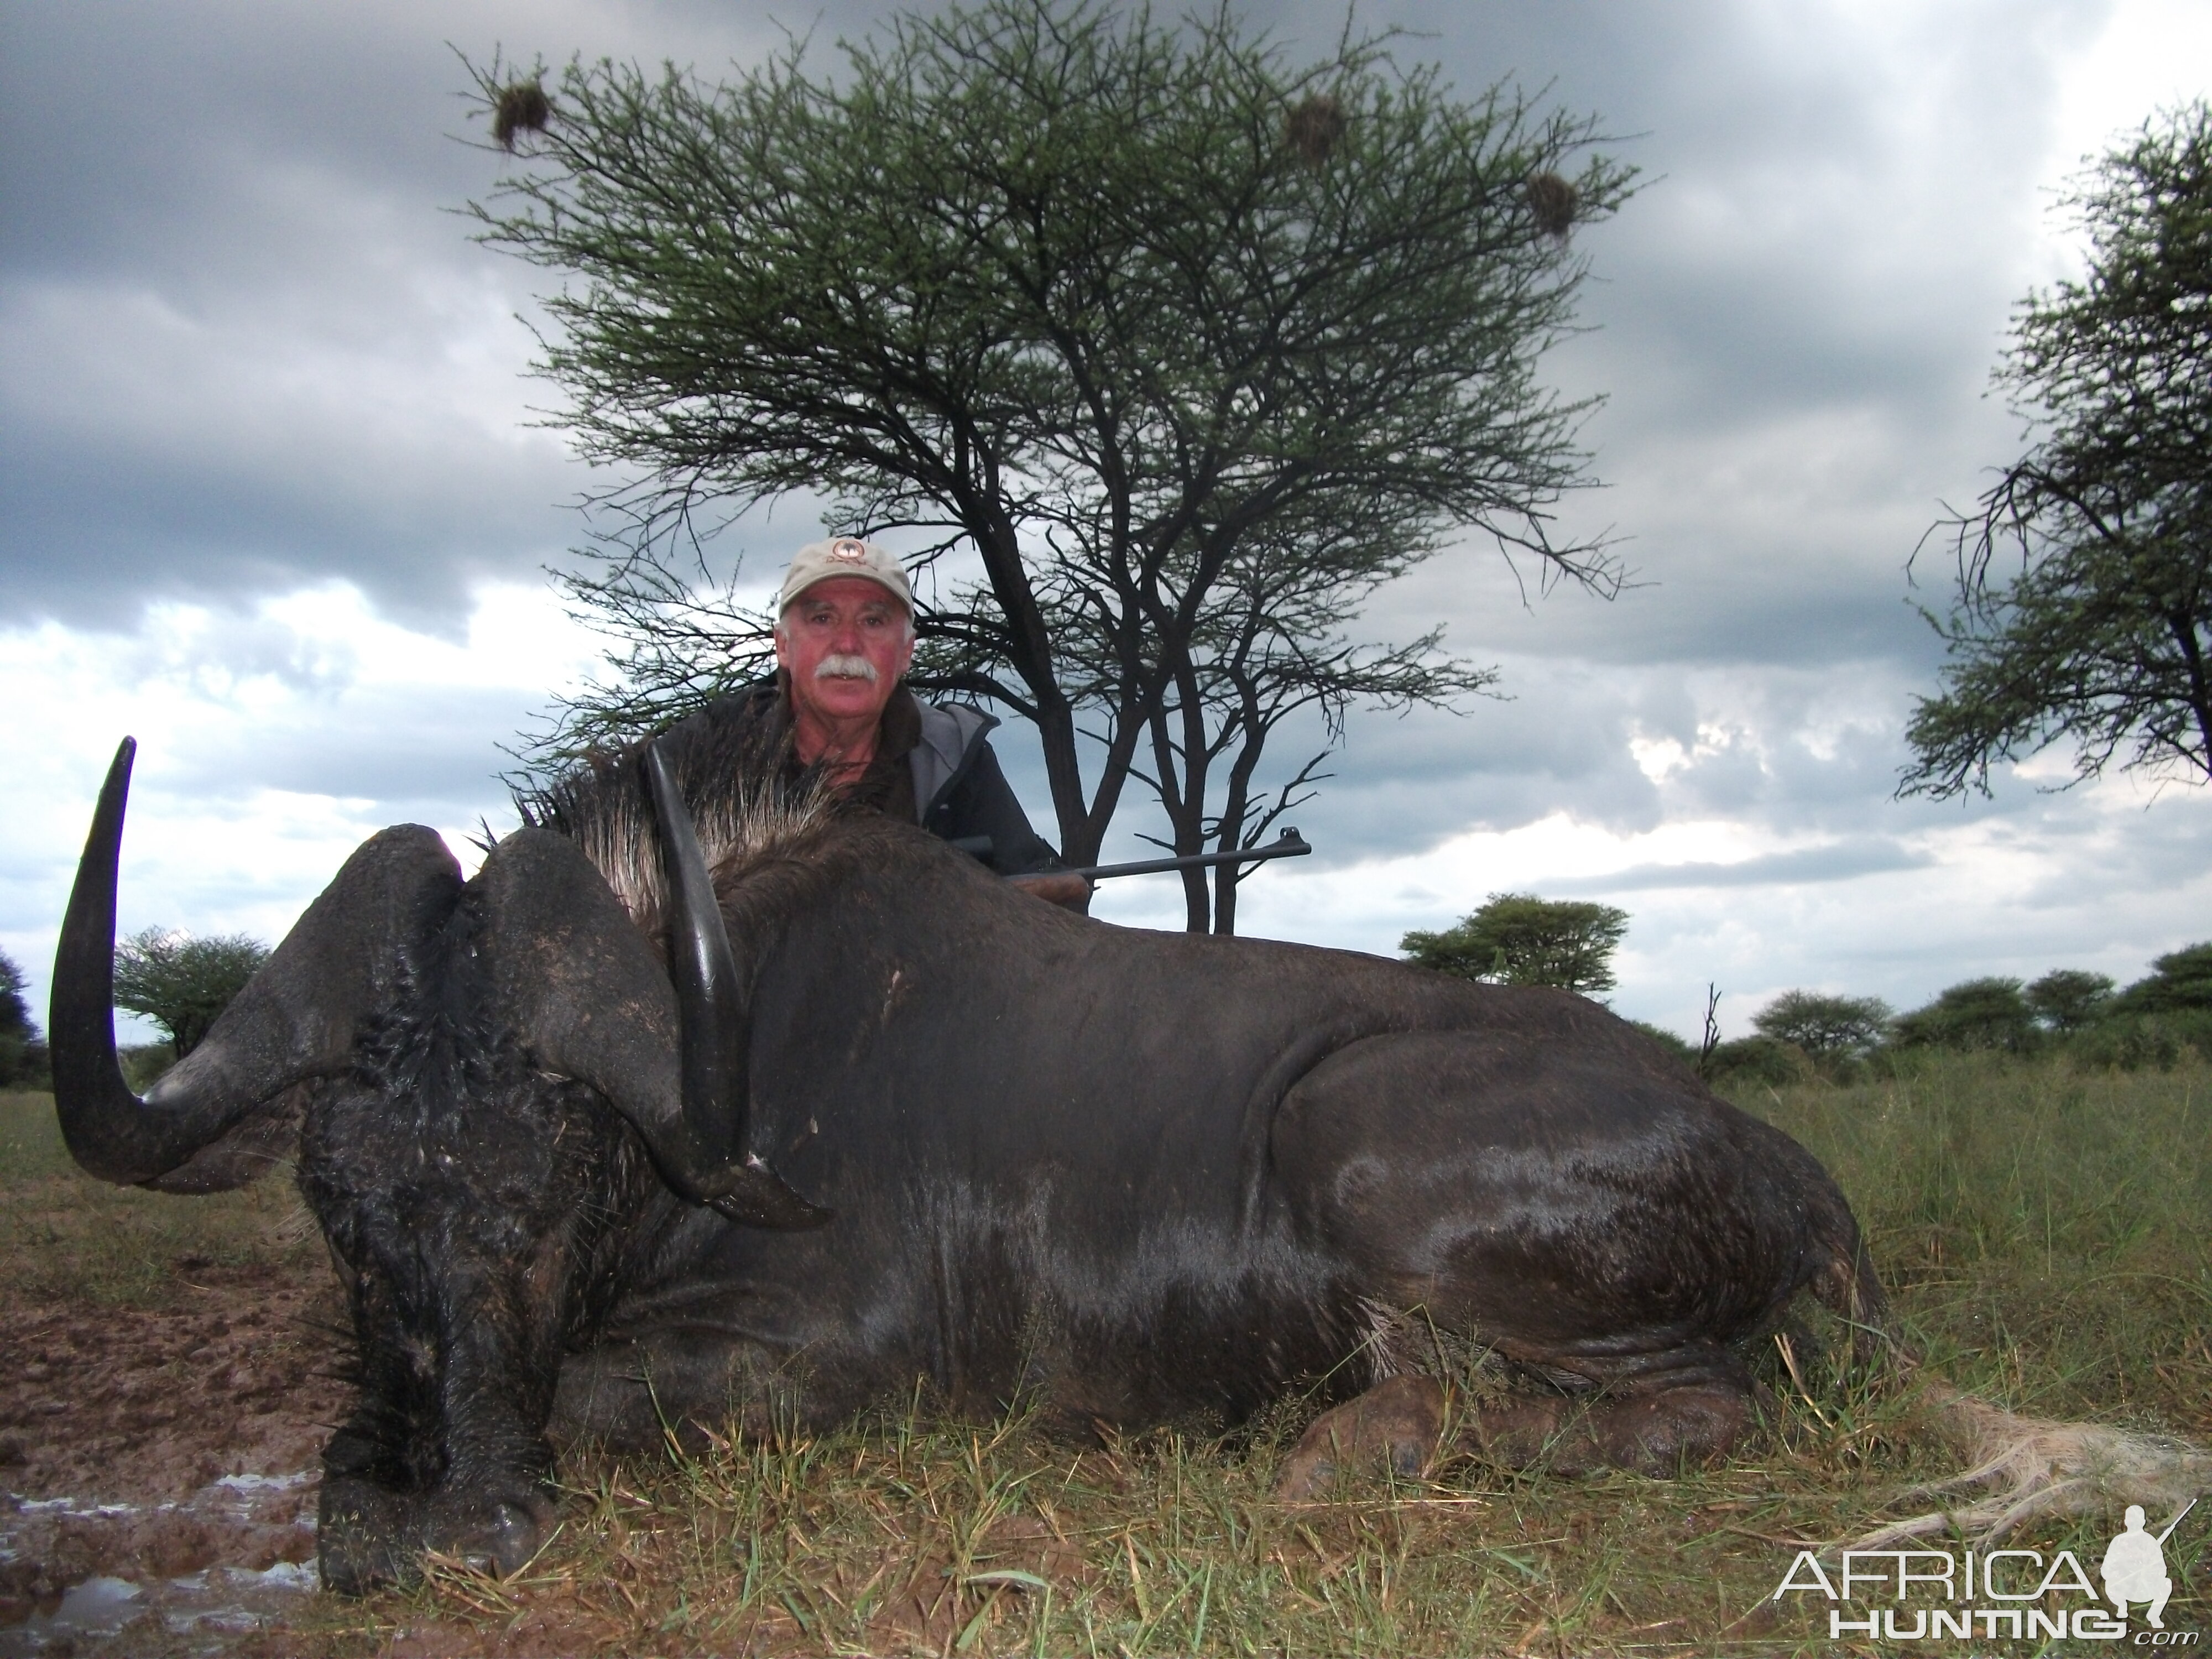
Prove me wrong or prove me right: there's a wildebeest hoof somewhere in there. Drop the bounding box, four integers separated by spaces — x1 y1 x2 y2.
1464 1383 1749 1475
433 1493 556 1577
1275 1374 1446 1499
317 1477 556 1594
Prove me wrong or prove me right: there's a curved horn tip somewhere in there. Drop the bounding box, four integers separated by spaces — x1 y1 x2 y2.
50 735 156 1182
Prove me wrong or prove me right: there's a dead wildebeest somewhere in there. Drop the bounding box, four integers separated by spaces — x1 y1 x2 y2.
48 727 2203 1590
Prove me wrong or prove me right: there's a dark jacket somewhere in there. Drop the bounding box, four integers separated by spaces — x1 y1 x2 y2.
675 680 1063 877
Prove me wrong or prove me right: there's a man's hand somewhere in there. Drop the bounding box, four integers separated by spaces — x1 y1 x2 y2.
1008 872 1093 914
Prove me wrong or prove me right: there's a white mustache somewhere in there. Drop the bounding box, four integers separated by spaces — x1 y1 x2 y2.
813 654 880 683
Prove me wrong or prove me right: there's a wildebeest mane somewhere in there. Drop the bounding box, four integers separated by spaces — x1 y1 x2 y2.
513 706 845 945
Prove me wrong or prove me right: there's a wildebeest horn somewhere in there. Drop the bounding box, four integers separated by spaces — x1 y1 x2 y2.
643 740 830 1228
476 787 832 1230
52 738 465 1190
472 820 828 1229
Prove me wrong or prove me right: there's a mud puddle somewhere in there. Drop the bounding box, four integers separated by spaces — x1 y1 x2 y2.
0 1259 349 1655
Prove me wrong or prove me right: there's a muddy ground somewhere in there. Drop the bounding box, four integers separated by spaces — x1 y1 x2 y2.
0 1253 349 1656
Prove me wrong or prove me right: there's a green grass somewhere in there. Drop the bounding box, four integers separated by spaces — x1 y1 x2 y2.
1741 1050 2211 1432
7 1060 2207 1655
0 1089 321 1305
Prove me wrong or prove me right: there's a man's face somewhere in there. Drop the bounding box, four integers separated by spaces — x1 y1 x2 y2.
774 576 915 729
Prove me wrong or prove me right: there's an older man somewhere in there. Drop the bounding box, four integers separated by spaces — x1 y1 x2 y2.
675 538 1089 910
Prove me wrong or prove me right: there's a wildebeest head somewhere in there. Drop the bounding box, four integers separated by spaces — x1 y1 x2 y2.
50 736 827 1220
48 735 831 1584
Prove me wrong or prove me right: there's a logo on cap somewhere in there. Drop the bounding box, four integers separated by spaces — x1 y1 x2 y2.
830 539 869 562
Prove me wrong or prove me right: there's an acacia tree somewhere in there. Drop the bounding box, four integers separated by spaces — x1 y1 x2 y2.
112 929 270 1059
469 0 1628 930
1749 990 1892 1060
1891 977 2040 1053
2024 968 2114 1031
1902 103 2212 798
1400 893 1629 997
0 949 42 1086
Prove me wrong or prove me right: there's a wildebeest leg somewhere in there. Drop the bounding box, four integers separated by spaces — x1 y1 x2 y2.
302 834 653 1592
1457 1345 1757 1475
1275 1375 1447 1498
1270 1030 1827 1480
308 1052 643 1592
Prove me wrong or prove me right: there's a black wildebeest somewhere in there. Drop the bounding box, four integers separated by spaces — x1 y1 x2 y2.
52 724 1898 1591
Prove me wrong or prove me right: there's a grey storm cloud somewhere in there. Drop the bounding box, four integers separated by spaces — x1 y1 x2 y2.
11 0 2207 1035
3 0 2091 648
1549 837 1932 894
158 684 545 820
0 0 805 632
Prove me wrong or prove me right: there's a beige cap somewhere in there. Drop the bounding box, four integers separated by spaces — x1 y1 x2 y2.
776 537 913 615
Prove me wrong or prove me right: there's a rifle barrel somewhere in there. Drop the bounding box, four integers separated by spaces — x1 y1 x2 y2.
1072 829 1312 883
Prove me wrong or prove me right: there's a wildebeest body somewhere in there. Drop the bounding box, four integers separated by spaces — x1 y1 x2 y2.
543 816 1850 1439
52 735 1876 1589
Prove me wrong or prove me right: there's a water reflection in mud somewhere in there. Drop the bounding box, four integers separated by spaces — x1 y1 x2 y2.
1 1473 320 1656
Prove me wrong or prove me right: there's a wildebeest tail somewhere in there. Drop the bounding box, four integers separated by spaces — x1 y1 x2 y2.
1777 1143 2212 1548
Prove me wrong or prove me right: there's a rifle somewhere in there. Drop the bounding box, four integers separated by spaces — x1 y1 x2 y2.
947 827 1313 882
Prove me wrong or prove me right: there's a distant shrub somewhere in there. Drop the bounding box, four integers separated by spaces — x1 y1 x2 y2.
2025 969 2115 1032
2065 1015 2180 1073
1703 1035 1815 1089
112 928 270 1058
0 949 39 1087
1627 1020 1698 1066
1892 977 2041 1053
1401 893 1629 996
1750 990 1892 1061
2115 942 2212 1014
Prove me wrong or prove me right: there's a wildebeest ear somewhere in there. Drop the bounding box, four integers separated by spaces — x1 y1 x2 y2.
471 827 830 1229
52 737 467 1190
138 825 466 1193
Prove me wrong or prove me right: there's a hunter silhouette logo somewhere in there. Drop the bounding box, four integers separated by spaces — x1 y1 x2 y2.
1771 1498 2201 1643
2105 1500 2193 1630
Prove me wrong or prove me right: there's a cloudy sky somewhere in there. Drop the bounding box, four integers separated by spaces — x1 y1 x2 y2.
3 0 2208 1044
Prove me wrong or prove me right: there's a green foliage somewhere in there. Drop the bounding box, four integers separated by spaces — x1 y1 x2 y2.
1749 989 1892 1058
1902 101 2212 797
2025 967 2116 1031
1400 893 1629 995
1892 975 2041 1053
1702 1034 1817 1089
2114 940 2212 1012
470 0 1633 928
1626 1019 1695 1065
111 928 269 1058
2064 1011 2189 1072
1724 1050 2209 1428
0 948 41 1087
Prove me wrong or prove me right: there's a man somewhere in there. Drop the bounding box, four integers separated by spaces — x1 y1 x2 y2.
676 537 1090 910
2101 1504 2174 1629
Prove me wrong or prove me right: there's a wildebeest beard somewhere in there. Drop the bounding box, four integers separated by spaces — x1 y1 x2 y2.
49 709 1913 1594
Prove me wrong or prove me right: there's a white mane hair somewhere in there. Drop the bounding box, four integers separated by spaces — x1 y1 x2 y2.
512 710 839 948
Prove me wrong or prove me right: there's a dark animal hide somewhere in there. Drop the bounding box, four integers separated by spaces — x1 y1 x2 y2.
55 722 1905 1591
